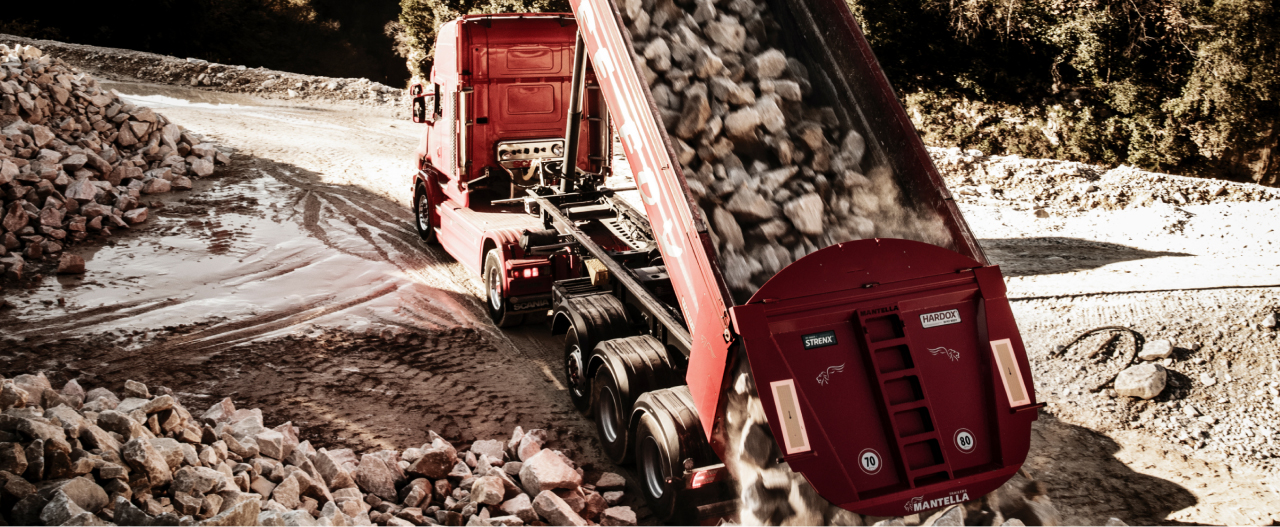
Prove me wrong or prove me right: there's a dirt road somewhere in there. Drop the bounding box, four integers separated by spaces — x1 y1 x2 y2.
3 70 1280 524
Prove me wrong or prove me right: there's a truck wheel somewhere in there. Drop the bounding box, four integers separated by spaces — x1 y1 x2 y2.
413 183 436 243
564 327 591 412
636 412 685 521
592 367 632 464
483 249 524 327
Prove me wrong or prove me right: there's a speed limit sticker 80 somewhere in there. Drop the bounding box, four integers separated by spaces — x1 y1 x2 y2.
954 429 976 453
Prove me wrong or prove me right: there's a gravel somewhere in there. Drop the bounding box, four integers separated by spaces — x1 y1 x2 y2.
0 371 635 526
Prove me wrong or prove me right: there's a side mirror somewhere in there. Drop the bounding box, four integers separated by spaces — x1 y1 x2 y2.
410 84 434 124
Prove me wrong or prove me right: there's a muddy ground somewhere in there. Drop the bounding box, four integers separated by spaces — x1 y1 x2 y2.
2 41 1280 525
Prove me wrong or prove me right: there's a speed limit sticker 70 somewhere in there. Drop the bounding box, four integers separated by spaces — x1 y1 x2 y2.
858 448 882 474
954 429 976 453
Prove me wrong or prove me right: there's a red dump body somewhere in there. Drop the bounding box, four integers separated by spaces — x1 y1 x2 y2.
568 0 1038 516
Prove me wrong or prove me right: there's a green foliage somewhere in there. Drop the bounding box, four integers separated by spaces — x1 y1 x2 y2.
396 0 571 81
850 0 1280 184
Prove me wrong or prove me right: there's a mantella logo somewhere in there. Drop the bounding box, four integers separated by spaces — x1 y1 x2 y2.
903 490 970 513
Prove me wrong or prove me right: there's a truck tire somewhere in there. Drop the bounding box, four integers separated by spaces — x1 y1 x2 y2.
636 413 683 521
564 328 591 411
413 183 436 243
559 294 631 412
483 249 524 327
590 335 678 465
632 386 710 523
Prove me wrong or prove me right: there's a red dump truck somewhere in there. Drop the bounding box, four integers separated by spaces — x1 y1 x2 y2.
407 0 1040 520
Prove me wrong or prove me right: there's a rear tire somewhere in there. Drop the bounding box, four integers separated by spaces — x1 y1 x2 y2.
413 183 436 243
593 367 632 464
564 327 591 412
636 413 684 522
483 249 524 327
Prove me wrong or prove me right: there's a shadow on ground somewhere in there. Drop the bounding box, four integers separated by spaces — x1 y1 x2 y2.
981 237 1193 277
1027 414 1198 525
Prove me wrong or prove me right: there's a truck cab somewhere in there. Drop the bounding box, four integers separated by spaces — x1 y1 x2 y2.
411 14 611 325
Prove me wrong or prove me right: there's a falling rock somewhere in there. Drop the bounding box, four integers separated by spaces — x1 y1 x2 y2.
600 506 637 526
674 84 711 140
723 107 761 140
725 188 780 222
784 194 825 235
923 505 965 526
532 490 588 526
518 449 583 496
1114 363 1167 400
749 49 788 80
712 207 744 250
1264 313 1277 329
122 437 173 488
355 453 399 501
705 15 745 52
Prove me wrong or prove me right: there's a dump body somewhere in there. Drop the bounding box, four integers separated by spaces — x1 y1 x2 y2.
567 0 1037 515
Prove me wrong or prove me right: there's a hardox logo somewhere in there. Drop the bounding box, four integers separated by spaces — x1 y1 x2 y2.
921 309 962 328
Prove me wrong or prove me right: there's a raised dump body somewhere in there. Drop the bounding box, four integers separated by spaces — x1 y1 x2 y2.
408 0 1038 519
567 0 1039 516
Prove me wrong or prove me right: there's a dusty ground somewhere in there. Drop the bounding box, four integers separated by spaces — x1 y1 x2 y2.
2 42 1280 525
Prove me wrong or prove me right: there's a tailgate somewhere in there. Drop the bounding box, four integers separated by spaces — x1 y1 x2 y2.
729 238 1039 516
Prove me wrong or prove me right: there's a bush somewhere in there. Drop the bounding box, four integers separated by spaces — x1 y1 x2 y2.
849 0 1280 185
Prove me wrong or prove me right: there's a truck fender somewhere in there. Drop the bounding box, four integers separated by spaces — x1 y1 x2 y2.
588 335 677 416
552 293 631 352
480 228 527 275
629 385 711 477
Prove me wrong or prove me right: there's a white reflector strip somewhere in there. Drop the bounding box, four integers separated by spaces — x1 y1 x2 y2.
770 379 812 455
990 338 1030 407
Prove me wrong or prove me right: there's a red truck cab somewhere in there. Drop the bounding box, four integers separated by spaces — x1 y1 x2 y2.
411 14 607 325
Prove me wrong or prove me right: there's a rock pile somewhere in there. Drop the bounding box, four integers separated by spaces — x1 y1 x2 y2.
0 44 228 281
930 146 1280 212
0 34 405 108
619 0 953 303
0 372 636 526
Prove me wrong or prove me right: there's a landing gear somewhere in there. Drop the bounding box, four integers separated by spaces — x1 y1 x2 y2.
483 249 524 327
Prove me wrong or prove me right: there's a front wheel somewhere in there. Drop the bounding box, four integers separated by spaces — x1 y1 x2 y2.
413 183 436 243
483 249 524 327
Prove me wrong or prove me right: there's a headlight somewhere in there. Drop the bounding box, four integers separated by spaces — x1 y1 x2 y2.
551 144 564 156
